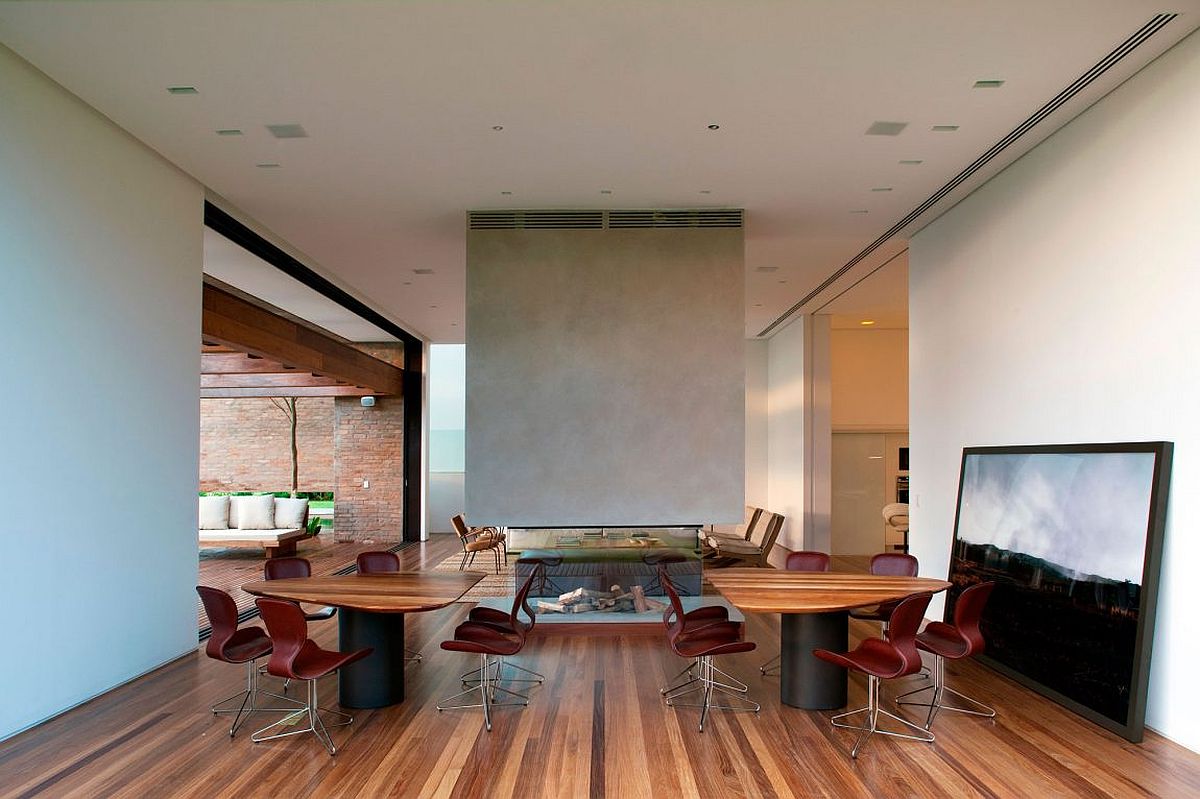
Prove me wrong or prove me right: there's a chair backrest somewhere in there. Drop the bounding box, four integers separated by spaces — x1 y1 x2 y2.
785 550 831 572
885 592 933 676
658 565 688 638
255 597 311 679
881 502 909 533
264 556 312 581
509 559 545 633
196 585 240 660
753 513 785 565
450 513 471 540
745 508 768 545
357 550 400 574
870 552 918 577
950 581 996 657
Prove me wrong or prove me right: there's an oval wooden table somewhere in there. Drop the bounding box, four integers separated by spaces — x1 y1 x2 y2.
242 571 485 709
705 569 951 710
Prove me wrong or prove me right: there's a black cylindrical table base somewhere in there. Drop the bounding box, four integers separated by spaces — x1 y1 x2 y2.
338 609 406 708
780 611 849 710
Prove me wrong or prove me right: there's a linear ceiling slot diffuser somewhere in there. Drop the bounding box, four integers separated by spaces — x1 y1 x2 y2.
468 208 743 231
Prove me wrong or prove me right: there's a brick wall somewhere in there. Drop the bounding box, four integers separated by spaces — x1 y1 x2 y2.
199 397 335 492
333 342 406 542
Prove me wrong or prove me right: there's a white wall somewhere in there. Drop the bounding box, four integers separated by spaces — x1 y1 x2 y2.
744 339 769 508
830 328 908 431
0 45 203 739
910 30 1200 752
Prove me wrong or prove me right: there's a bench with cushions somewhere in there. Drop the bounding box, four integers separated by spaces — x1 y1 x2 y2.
198 494 311 558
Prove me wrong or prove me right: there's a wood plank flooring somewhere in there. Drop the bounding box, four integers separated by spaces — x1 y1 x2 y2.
4 535 1199 798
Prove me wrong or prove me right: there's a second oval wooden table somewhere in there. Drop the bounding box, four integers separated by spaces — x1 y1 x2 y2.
242 571 485 709
706 569 951 710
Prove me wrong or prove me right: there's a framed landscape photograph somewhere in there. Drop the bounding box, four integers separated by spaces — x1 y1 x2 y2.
947 441 1173 742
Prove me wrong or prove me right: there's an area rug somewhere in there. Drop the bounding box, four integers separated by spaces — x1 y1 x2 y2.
431 550 514 600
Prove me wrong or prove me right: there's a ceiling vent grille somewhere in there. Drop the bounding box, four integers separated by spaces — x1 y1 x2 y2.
468 208 743 230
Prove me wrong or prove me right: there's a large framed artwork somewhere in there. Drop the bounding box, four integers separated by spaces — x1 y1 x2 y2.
947 441 1173 742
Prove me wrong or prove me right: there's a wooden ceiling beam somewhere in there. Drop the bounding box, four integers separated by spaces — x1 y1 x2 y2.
202 284 403 395
201 352 300 375
201 373 346 389
201 386 373 399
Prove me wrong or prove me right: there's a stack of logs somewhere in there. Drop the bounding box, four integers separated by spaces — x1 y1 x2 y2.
535 584 669 615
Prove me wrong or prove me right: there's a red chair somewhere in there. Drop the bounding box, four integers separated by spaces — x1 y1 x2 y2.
437 568 539 731
814 592 934 758
761 551 832 675
656 562 744 697
264 557 336 621
355 550 421 663
849 552 919 632
896 582 997 728
196 586 300 737
460 557 549 688
660 568 758 731
250 598 372 755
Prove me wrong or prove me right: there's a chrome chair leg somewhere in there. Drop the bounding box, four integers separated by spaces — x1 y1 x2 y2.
895 655 995 729
662 658 747 696
463 655 544 687
212 659 304 737
664 656 759 733
760 654 780 675
830 675 934 758
438 653 529 732
250 678 350 755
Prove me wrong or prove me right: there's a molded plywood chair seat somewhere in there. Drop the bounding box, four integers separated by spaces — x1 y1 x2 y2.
897 581 997 728
760 550 832 675
438 568 539 732
705 512 784 568
849 553 919 630
460 558 549 687
264 557 336 621
815 592 934 758
196 586 302 738
250 598 372 755
451 513 506 573
655 559 743 696
355 550 422 663
707 506 764 545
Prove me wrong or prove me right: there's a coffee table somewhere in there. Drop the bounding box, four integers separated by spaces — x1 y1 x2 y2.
242 571 484 708
706 569 951 709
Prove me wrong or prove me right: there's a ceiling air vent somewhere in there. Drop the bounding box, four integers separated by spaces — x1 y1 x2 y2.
469 208 743 231
468 210 604 230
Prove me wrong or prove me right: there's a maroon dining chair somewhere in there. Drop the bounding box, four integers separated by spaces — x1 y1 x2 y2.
264 557 336 621
896 582 997 728
250 598 372 755
196 586 300 737
660 568 758 731
656 563 743 697
459 557 549 688
814 592 934 758
437 567 540 731
849 552 919 632
355 550 422 663
760 550 832 675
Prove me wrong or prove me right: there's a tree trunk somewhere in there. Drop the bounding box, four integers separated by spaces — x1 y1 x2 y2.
288 397 299 497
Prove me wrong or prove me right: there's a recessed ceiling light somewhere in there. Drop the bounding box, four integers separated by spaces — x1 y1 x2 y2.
413 268 435 275
899 159 924 165
430 305 438 309
932 125 960 132
860 320 876 326
699 190 712 194
266 123 308 139
166 86 198 95
402 281 412 285
599 189 613 195
255 163 281 169
216 129 243 136
865 121 907 136
754 303 763 308
849 209 869 214
973 79 1005 89
871 187 893 192
778 280 787 284
492 125 504 131
500 191 513 196
707 124 720 130
755 266 778 273
451 322 458 326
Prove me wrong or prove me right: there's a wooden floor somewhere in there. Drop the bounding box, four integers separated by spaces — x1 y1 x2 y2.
198 535 406 629
4 535 1199 798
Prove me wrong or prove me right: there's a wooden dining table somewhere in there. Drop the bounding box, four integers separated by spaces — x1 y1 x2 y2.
242 571 485 709
706 569 951 710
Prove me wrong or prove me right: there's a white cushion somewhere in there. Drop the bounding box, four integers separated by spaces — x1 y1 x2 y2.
199 529 300 543
198 496 230 530
236 494 277 530
274 497 309 530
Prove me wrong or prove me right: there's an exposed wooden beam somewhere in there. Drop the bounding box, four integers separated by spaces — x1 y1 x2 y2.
202 284 403 395
201 386 372 398
201 352 300 375
201 374 345 389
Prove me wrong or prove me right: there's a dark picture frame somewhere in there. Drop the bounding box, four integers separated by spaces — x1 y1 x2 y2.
947 441 1173 742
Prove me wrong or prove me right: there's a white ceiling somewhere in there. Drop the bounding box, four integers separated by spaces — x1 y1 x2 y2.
1 2 1196 342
